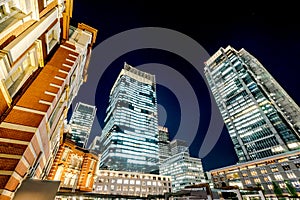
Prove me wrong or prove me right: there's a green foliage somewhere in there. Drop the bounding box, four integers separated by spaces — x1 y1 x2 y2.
272 181 283 196
285 180 298 197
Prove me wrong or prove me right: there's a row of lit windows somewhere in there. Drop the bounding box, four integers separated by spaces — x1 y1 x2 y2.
108 142 158 153
98 178 170 186
216 171 297 183
110 133 158 146
215 161 300 176
96 185 170 193
99 172 170 181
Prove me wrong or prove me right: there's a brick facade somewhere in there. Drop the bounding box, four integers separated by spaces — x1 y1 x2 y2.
47 134 99 192
0 0 97 199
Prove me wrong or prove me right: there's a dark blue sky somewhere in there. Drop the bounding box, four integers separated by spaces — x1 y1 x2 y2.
70 1 300 171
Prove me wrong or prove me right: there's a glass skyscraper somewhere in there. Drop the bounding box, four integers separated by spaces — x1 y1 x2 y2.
160 139 205 192
99 63 159 173
69 102 97 148
169 139 189 155
204 46 300 162
158 126 170 164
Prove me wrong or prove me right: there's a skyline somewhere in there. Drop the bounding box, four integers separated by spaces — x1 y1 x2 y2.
1 0 300 198
70 1 300 171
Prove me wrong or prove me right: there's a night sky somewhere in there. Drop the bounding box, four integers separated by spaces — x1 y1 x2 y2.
70 1 300 171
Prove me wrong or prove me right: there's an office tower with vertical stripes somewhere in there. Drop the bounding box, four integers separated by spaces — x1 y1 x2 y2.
204 46 300 162
99 63 159 173
158 126 170 164
69 102 97 148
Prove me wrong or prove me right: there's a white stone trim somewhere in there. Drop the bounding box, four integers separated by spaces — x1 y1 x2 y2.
45 91 57 96
60 43 79 53
0 189 13 198
54 76 65 81
0 122 36 132
49 83 61 88
0 154 22 159
66 58 75 63
45 22 60 54
34 130 45 150
28 143 37 158
39 100 52 106
0 79 12 105
0 170 13 175
14 106 46 116
12 171 22 181
21 157 30 168
62 63 72 68
58 69 69 74
35 129 46 163
0 138 29 145
3 8 59 63
69 54 78 59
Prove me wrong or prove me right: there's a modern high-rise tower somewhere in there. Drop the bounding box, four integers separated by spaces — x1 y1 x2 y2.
204 46 300 162
169 139 189 155
69 102 97 148
160 138 205 192
99 63 159 173
158 126 170 164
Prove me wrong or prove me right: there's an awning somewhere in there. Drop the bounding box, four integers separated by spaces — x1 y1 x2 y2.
13 179 60 200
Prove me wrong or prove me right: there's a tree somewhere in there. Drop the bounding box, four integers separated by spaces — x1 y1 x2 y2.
255 183 265 195
285 180 298 197
272 181 283 197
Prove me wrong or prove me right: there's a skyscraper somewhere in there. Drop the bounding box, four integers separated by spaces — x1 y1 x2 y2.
158 126 170 164
204 46 300 162
99 63 159 173
89 135 101 153
160 139 205 192
169 139 189 155
69 102 97 148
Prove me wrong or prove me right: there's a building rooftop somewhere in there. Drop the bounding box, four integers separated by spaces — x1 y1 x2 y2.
210 149 300 172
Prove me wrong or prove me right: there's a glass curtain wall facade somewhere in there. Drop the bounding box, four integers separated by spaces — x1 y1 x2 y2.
160 152 205 192
170 139 189 155
160 139 205 192
69 102 97 148
158 126 170 164
204 46 300 162
100 63 159 173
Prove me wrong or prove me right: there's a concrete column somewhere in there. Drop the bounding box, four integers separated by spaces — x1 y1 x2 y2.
235 189 243 200
258 190 266 200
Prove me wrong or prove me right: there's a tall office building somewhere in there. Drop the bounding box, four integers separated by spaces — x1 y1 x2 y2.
204 46 300 162
169 139 189 155
160 139 205 192
158 126 170 164
99 63 159 173
69 102 97 148
0 0 97 199
89 135 101 153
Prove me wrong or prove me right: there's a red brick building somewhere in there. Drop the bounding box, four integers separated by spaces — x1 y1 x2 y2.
0 0 97 199
47 133 99 192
